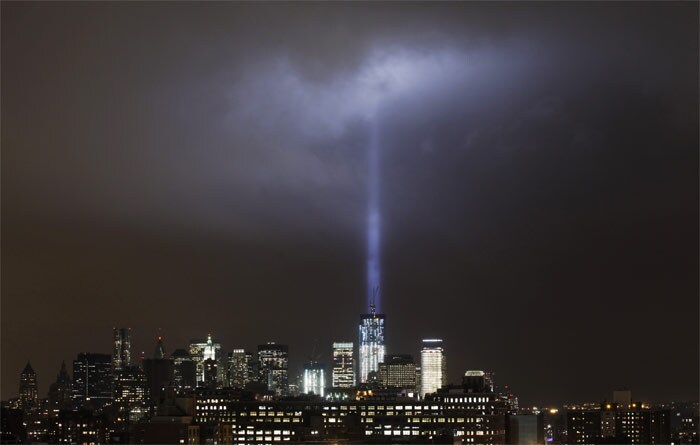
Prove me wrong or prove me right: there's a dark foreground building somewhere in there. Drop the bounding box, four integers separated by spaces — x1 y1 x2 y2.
566 402 671 445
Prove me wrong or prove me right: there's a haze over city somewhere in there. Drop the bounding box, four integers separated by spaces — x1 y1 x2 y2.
2 0 698 414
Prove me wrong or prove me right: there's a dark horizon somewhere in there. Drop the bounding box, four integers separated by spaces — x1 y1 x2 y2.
2 2 698 407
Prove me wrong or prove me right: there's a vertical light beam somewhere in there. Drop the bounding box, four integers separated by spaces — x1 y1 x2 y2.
367 118 381 312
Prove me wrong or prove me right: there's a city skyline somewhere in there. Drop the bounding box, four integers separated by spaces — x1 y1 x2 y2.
2 0 698 411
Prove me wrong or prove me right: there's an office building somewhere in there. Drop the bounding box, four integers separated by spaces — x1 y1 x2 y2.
378 354 418 392
19 362 38 413
332 342 355 388
302 362 326 397
227 349 251 389
143 337 175 404
172 349 197 390
47 408 106 444
195 392 508 444
258 343 289 396
203 359 219 388
72 353 112 411
567 400 671 445
47 361 73 416
189 334 223 386
113 365 149 426
358 302 385 383
112 327 131 372
420 339 446 397
506 413 544 444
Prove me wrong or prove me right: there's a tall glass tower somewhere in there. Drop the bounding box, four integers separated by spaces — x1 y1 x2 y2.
420 339 446 397
112 327 131 372
358 302 385 383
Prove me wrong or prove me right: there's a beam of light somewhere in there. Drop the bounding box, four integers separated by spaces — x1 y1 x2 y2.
366 117 381 312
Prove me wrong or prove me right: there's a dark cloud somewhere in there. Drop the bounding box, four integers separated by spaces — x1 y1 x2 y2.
2 2 697 404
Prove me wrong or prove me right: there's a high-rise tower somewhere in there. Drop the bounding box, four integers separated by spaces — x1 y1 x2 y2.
302 362 326 397
19 362 38 412
258 343 289 396
358 302 386 383
420 339 446 397
112 328 131 372
332 342 355 388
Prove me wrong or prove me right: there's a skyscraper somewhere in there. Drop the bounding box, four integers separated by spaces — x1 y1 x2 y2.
358 302 385 383
303 362 326 397
48 361 73 416
113 366 149 426
332 342 355 388
112 328 131 372
420 339 446 397
258 343 289 396
227 349 251 388
189 334 223 386
143 336 174 403
171 349 196 390
378 354 418 391
19 362 38 412
72 353 112 411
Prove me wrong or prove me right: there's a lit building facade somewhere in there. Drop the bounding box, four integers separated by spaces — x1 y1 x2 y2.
420 339 446 397
189 334 223 386
302 362 326 397
228 349 251 389
358 303 385 383
194 394 508 444
48 409 106 445
72 353 112 411
566 402 671 445
112 327 131 372
378 354 418 392
332 342 355 388
113 365 149 426
258 343 289 396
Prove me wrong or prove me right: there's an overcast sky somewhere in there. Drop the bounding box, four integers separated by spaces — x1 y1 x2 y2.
2 2 698 404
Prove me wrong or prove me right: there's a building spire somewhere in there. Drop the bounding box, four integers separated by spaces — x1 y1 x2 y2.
154 336 165 359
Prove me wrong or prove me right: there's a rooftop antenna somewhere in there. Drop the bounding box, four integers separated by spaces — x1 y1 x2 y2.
370 286 380 316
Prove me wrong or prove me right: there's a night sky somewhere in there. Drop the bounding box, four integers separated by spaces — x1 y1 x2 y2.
2 2 698 405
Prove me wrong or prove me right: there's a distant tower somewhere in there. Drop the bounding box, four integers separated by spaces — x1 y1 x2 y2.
332 342 355 388
303 362 326 397
72 353 112 411
189 334 223 386
113 365 149 427
154 336 165 359
378 354 418 391
171 349 197 390
48 361 73 415
420 339 446 397
19 362 38 412
143 336 174 403
227 349 251 388
258 343 289 396
359 300 386 383
112 328 131 372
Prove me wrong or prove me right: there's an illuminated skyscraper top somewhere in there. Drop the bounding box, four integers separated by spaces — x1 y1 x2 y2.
359 301 386 384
